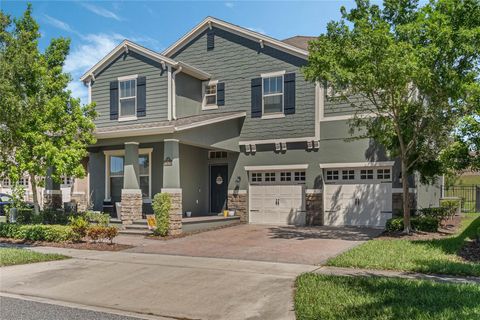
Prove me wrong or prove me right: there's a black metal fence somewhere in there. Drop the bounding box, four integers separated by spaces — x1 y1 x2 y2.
441 185 480 212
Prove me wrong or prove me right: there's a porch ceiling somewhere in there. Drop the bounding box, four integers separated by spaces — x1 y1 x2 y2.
94 111 246 139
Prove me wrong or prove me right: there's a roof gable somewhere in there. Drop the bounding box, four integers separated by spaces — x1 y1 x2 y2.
80 40 210 82
162 17 309 59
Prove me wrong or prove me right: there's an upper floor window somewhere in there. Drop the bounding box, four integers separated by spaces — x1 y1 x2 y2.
119 78 136 118
263 75 283 114
203 80 218 110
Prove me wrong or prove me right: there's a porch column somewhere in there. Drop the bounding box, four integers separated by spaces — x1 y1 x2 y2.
120 142 142 224
161 139 182 235
44 167 62 210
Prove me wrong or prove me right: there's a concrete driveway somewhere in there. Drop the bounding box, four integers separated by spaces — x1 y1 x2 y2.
118 224 382 265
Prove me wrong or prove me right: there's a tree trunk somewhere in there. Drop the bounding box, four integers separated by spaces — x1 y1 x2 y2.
29 173 40 215
401 160 411 234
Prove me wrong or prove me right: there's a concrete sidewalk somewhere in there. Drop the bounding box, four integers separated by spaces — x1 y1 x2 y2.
1 247 317 320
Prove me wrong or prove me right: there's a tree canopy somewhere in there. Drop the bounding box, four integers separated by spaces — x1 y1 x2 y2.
304 0 480 232
0 5 97 212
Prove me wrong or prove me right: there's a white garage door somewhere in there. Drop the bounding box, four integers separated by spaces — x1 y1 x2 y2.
323 168 393 227
248 171 306 226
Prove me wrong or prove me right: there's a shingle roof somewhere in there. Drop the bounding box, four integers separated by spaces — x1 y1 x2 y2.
282 36 316 51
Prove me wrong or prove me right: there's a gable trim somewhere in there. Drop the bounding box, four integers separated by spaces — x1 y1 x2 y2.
163 17 309 59
80 40 211 82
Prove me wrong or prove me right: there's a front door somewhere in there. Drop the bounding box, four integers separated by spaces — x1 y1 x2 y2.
210 165 228 214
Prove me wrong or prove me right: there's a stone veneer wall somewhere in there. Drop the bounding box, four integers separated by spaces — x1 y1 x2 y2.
43 192 63 210
306 192 323 226
71 192 88 212
228 191 248 222
161 190 183 236
120 189 143 224
392 192 417 216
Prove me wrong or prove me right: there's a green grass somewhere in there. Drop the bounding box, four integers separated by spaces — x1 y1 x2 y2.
0 248 68 266
295 274 480 320
327 213 480 276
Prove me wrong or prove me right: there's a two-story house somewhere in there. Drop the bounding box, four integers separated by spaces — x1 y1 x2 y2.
80 17 441 229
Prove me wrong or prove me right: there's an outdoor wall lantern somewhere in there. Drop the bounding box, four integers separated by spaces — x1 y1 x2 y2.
164 157 173 166
235 176 241 184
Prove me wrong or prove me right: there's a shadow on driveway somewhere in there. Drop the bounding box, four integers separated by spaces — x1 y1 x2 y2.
268 226 383 241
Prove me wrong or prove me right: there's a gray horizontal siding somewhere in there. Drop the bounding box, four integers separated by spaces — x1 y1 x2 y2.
175 73 202 118
172 27 316 141
91 52 168 128
324 94 374 117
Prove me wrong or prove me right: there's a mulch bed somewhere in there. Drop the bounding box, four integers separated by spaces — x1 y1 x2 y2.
458 240 480 262
146 221 242 241
378 215 462 241
0 237 133 251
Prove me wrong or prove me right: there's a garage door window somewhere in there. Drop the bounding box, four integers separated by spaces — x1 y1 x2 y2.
251 172 262 182
294 171 306 182
280 172 292 181
326 170 339 181
360 169 374 180
342 170 355 180
265 172 276 182
377 168 391 180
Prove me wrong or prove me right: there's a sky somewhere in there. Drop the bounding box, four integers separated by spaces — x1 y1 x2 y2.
1 0 366 104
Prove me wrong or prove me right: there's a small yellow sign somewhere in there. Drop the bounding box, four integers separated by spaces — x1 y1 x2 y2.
146 215 157 230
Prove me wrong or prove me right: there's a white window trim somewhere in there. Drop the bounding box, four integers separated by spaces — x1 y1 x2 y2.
118 75 138 120
103 148 153 202
261 72 284 118
202 79 219 110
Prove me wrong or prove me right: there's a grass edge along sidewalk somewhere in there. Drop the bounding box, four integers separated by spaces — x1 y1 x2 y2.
294 273 480 320
326 213 480 276
0 247 68 266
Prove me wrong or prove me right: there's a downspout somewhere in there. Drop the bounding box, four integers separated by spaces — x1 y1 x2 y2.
172 66 183 120
167 66 172 121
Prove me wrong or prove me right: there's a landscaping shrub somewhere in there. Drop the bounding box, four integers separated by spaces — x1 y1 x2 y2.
386 216 439 232
84 211 110 226
68 215 90 238
417 207 449 221
16 208 33 224
152 193 171 237
440 199 460 218
86 225 118 243
39 209 69 225
0 223 79 242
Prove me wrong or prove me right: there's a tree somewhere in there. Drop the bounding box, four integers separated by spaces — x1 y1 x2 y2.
304 0 480 233
0 5 97 214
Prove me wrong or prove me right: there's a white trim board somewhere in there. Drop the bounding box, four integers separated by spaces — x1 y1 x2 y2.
244 164 309 171
319 161 395 168
163 17 309 59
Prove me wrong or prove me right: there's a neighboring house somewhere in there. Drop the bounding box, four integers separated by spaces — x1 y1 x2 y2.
80 16 440 228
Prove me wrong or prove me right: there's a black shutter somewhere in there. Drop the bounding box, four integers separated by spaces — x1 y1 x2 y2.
217 82 225 106
207 30 214 50
284 73 296 115
251 77 262 118
137 76 146 117
109 81 118 120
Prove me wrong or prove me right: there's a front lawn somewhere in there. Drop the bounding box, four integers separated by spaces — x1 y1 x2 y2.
295 273 480 320
0 248 68 266
327 213 480 276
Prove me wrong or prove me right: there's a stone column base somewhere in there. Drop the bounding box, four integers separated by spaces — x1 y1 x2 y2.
43 190 63 210
71 192 88 212
161 188 182 236
228 190 248 223
306 191 323 226
121 189 142 224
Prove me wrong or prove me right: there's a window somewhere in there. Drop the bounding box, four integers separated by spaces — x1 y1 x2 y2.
208 151 227 159
108 153 150 199
18 177 29 186
203 80 218 109
263 75 283 114
342 170 355 180
326 170 339 181
360 169 374 180
119 78 136 118
251 172 262 182
294 171 306 182
377 168 391 180
1 179 10 187
280 172 291 182
265 172 276 182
